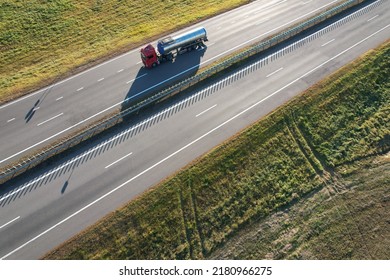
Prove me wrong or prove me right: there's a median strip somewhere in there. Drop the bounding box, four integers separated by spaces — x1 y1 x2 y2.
0 0 377 184
7 29 389 260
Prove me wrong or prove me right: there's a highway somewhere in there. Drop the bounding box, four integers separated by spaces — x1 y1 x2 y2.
0 0 389 259
0 0 345 169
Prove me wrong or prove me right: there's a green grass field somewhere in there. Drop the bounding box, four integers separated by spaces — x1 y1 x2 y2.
210 154 390 259
0 0 249 103
44 40 389 259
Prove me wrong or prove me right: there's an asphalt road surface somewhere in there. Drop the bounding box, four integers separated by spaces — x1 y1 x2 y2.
0 0 346 169
0 0 389 259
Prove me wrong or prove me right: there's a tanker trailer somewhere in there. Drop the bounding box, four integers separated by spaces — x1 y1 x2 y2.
140 27 208 68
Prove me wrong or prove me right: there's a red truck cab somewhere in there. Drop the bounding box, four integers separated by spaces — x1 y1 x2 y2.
140 44 159 68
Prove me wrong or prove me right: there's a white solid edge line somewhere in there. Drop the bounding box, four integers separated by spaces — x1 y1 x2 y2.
0 50 139 110
0 0 377 165
0 216 20 230
0 95 196 202
0 86 219 202
2 23 388 260
119 0 338 107
105 152 133 169
0 0 343 163
0 0 339 111
0 139 116 202
196 104 217 117
0 89 210 203
200 0 339 66
120 0 342 102
0 97 123 164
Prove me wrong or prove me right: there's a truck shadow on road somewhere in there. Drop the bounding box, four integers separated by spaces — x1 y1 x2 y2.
0 50 211 206
0 18 337 206
1 0 382 209
2 0 373 205
121 46 207 113
0 25 334 206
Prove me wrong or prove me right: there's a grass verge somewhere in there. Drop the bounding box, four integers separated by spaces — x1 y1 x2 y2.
210 154 390 259
44 40 389 259
1 0 356 181
0 0 250 103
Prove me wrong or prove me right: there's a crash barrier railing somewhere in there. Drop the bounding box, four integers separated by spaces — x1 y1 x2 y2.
0 0 379 183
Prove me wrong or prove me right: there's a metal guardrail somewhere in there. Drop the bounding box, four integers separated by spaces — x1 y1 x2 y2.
0 0 375 183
